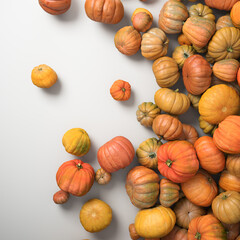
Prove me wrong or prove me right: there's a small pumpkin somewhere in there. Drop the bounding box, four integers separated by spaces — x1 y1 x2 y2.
154 88 190 115
53 190 69 204
131 8 153 32
31 64 58 88
231 1 240 28
79 199 112 233
95 168 111 185
198 116 216 134
226 154 240 178
136 138 162 169
219 170 240 192
216 15 234 31
114 26 142 56
39 0 71 15
126 166 160 209
178 34 192 46
205 0 239 11
181 169 218 207
62 128 91 157
157 140 199 183
110 80 131 101
97 136 135 173
85 0 124 24
193 44 208 54
129 224 140 240
212 191 240 224
152 114 183 141
152 57 180 88
189 3 215 21
162 226 188 240
222 222 240 240
136 102 161 127
179 124 199 145
141 28 169 60
188 93 201 109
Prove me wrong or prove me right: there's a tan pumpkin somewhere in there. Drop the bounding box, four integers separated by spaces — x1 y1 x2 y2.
178 34 192 46
198 116 216 134
226 154 240 178
219 170 240 192
205 52 215 64
152 57 180 88
179 124 199 145
222 222 240 240
141 28 169 60
95 168 111 185
231 1 240 28
205 0 239 11
162 226 188 240
216 15 234 31
187 93 201 109
154 88 190 115
189 3 215 21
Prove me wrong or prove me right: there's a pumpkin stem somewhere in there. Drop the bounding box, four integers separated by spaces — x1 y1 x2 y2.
76 163 83 169
122 88 126 92
227 47 233 53
166 159 173 167
195 232 201 239
184 53 189 58
175 89 179 93
222 194 228 200
38 67 43 71
149 152 156 159
208 177 212 183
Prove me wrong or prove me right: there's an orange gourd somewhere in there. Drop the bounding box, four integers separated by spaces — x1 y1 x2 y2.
238 68 240 86
53 190 69 204
205 0 239 11
231 1 240 28
131 8 153 32
179 124 199 145
219 170 240 192
95 168 111 185
110 80 131 101
226 154 240 177
39 0 71 15
222 222 240 240
189 3 215 21
178 34 192 46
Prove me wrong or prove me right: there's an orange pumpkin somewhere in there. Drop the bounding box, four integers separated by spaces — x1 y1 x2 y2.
226 154 240 177
178 34 192 46
205 0 239 11
110 80 131 101
189 3 215 21
231 1 240 28
131 8 153 32
39 0 71 15
179 124 199 145
95 168 111 185
219 170 240 192
53 190 69 204
162 226 188 240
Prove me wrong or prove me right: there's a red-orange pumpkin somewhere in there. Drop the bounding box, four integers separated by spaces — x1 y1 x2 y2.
39 0 71 15
205 0 239 11
110 80 131 101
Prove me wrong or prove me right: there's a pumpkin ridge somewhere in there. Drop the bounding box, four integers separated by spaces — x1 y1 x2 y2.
114 138 134 163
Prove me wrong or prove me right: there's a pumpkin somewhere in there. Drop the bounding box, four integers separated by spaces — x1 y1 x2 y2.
207 27 240 62
141 28 169 60
188 214 227 240
231 1 240 28
172 45 195 69
110 80 131 101
178 34 192 46
159 178 181 208
136 102 161 127
135 205 176 238
114 26 141 56
216 15 234 31
193 44 208 54
56 159 95 197
189 3 215 21
183 16 216 49
97 136 135 173
179 124 199 145
39 0 71 15
174 198 206 229
205 0 239 11
157 140 199 183
53 190 69 204
213 115 240 154
212 191 240 224
95 168 111 185
162 226 188 240
199 85 240 125
131 8 153 32
85 0 124 24
222 222 240 240
194 136 225 174
154 88 190 115
198 116 216 134
219 170 240 192
125 166 160 209
152 114 183 141
129 224 140 240
181 169 218 207
136 138 162 169
188 93 201 109
31 64 58 88
62 128 91 157
152 57 180 88
213 59 240 82
158 0 188 34
226 154 240 177
182 55 212 95
79 199 112 233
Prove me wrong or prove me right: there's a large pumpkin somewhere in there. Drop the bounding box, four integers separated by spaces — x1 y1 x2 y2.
85 0 124 24
135 205 176 238
39 0 71 15
231 2 240 28
182 55 212 95
181 170 218 207
219 170 240 192
179 124 199 145
56 159 95 196
157 140 199 183
226 154 240 177
213 115 240 154
199 85 240 125
97 136 135 173
189 3 215 21
216 15 234 31
205 0 239 11
162 226 188 240
126 166 160 209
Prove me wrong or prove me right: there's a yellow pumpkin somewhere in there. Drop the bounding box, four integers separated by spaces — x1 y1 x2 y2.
31 64 57 88
198 116 216 135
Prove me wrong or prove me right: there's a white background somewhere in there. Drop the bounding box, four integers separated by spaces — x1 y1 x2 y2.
1 0 220 239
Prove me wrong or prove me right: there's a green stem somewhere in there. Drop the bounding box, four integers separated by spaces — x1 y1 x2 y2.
222 194 228 200
149 152 156 159
38 68 42 71
195 232 201 239
227 47 233 53
76 163 83 169
166 159 173 167
122 88 126 92
175 89 179 93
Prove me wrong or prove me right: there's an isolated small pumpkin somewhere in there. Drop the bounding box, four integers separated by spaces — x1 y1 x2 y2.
188 93 201 109
179 124 199 145
136 102 161 127
136 138 162 169
219 170 240 192
205 0 239 11
152 114 183 141
53 190 69 204
85 0 124 24
178 34 192 46
141 28 169 60
152 57 180 88
95 168 111 185
222 222 240 240
114 26 141 56
129 224 140 240
231 1 240 28
216 15 234 30
189 3 215 21
62 128 91 157
131 8 153 32
198 116 216 134
162 226 188 240
39 0 71 15
226 154 240 177
110 80 131 101
31 64 58 88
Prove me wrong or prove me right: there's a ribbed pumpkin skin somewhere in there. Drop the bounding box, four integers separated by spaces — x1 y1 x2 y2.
152 57 180 88
226 154 240 177
97 136 135 173
188 93 201 109
39 0 71 15
162 226 188 240
126 166 160 209
213 115 240 154
85 0 124 24
222 222 240 240
62 128 91 157
110 80 131 101
157 141 199 183
208 27 240 62
188 214 227 240
216 15 234 31
53 190 69 204
135 205 176 238
56 159 95 196
199 85 240 125
219 170 240 192
183 55 212 95
199 116 216 134
205 0 239 11
212 191 240 224
194 136 225 174
114 26 141 56
141 28 169 60
158 0 188 34
231 1 240 28
179 124 199 145
213 59 240 82
189 3 215 21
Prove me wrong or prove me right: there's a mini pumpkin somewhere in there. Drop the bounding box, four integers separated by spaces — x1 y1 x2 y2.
226 154 240 178
189 3 215 21
178 34 192 46
216 15 234 31
198 116 216 134
187 93 201 109
95 168 111 185
219 170 240 192
53 190 69 204
129 224 140 240
179 124 199 145
39 0 71 15
131 8 153 32
162 226 188 240
110 80 131 101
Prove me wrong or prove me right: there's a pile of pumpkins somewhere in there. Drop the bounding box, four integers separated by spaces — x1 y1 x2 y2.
36 0 240 239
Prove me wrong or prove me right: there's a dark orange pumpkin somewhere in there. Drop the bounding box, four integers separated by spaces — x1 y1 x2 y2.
162 226 188 240
39 0 71 15
53 190 69 204
110 80 131 101
179 124 199 145
205 0 239 11
219 170 240 192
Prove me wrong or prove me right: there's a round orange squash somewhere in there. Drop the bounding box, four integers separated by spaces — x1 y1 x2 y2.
39 0 71 15
216 15 234 30
53 190 69 204
179 124 199 145
219 170 240 192
231 1 240 28
162 226 188 240
189 3 215 21
226 154 240 177
178 34 192 46
205 0 239 11
110 80 131 101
